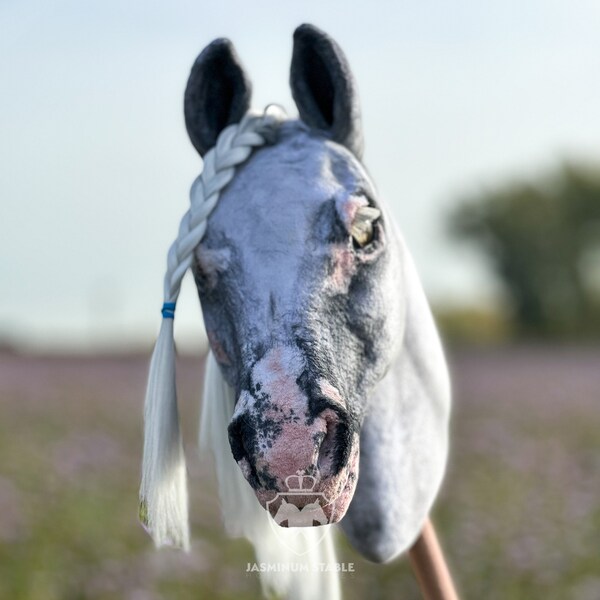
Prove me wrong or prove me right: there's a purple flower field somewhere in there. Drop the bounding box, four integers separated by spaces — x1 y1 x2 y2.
0 345 598 599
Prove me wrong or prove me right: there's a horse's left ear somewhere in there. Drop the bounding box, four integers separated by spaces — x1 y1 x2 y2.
290 24 363 158
184 38 252 156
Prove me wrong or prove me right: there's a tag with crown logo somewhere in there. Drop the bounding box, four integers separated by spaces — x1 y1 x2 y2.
264 470 335 555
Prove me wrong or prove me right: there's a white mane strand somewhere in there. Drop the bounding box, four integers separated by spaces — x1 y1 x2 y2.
139 109 285 550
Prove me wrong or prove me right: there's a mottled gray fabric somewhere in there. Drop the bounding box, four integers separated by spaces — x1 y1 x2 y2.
186 25 450 564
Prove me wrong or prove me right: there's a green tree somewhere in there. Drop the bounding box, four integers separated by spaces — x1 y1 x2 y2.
448 163 600 338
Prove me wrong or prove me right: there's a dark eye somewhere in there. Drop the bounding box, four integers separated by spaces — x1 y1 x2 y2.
192 245 231 294
192 262 213 294
350 206 381 248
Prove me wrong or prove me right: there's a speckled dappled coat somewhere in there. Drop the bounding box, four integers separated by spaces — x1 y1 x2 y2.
143 23 451 600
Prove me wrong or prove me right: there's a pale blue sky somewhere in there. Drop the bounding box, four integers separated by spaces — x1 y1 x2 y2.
2 1 600 351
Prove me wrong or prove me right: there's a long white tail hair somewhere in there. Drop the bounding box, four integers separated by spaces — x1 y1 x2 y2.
200 351 341 600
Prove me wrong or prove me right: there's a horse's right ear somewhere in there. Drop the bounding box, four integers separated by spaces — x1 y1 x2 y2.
184 39 252 156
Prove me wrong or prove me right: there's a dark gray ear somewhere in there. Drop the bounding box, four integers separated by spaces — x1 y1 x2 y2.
290 24 363 158
184 38 252 156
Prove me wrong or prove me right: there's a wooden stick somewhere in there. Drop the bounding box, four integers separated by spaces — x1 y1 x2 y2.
408 518 460 600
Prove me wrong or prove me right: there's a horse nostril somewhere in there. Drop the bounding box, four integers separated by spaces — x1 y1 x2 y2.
228 417 247 463
228 417 261 487
317 409 346 477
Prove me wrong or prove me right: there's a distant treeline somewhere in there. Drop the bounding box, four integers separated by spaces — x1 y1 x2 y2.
445 162 600 341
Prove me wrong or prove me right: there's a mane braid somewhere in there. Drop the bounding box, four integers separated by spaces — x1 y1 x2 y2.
139 107 285 551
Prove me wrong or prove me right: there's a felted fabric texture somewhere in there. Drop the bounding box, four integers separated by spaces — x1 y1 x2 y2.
142 23 451 600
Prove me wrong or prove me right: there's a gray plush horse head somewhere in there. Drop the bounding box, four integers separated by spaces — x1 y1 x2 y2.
185 23 450 566
139 23 450 600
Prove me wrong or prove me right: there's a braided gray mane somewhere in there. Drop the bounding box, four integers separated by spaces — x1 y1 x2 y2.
139 107 285 550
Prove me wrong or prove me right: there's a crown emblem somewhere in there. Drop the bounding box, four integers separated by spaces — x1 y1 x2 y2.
285 470 316 492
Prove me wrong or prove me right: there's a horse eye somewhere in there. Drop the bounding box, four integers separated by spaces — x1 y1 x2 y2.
350 206 381 247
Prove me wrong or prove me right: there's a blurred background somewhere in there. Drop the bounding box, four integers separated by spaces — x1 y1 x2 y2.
1 1 599 599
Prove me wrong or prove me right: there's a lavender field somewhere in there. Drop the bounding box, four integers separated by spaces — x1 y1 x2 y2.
0 345 599 600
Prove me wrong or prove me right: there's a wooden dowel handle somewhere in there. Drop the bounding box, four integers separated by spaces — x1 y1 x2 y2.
408 518 460 600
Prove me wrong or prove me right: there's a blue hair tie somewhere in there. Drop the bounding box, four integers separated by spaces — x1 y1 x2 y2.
161 302 176 319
